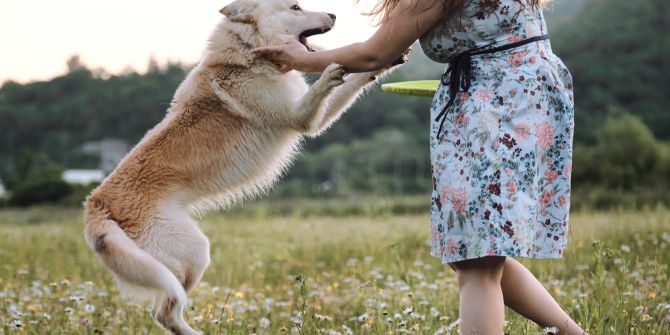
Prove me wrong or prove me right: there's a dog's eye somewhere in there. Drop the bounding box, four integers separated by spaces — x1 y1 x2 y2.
290 4 302 11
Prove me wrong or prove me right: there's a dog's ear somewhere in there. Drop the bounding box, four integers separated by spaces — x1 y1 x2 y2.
220 1 257 24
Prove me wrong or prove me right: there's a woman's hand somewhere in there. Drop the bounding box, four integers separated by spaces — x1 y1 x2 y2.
253 40 313 73
254 0 442 74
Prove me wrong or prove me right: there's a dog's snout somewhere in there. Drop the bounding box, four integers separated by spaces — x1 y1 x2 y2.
328 13 336 21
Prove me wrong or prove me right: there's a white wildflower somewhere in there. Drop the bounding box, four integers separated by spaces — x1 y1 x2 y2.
259 317 270 328
446 319 460 332
543 326 559 334
84 304 96 313
10 319 24 329
357 313 369 322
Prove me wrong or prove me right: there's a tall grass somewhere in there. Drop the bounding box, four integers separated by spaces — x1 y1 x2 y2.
0 205 668 334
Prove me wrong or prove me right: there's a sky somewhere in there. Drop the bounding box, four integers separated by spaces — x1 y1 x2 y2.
0 0 379 84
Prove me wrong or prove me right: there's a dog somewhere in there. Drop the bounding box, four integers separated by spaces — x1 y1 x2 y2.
83 0 402 334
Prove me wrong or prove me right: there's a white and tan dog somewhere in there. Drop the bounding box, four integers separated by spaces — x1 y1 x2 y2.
83 0 402 334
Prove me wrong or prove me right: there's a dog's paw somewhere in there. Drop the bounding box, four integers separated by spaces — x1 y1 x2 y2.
320 63 346 88
390 48 411 67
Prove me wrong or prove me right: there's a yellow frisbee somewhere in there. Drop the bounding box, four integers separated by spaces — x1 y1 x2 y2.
381 80 440 97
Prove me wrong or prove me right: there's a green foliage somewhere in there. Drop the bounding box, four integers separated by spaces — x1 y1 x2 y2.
1 151 73 207
594 109 661 189
9 176 72 207
571 112 670 209
0 62 188 172
550 0 670 142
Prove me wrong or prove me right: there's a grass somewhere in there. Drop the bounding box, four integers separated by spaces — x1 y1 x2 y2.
0 204 668 334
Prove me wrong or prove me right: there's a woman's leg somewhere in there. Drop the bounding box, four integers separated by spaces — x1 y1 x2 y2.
453 256 506 334
500 258 588 335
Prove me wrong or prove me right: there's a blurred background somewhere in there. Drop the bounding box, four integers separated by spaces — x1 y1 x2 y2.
0 0 668 211
1 2 669 333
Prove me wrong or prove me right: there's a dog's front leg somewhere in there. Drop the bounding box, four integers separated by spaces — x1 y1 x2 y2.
305 72 380 136
308 62 404 136
291 64 345 133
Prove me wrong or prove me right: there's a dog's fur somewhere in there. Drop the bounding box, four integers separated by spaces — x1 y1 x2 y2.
83 0 401 334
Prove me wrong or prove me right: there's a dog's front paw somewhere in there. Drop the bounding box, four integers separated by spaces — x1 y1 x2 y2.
320 63 346 88
390 47 411 67
367 50 410 82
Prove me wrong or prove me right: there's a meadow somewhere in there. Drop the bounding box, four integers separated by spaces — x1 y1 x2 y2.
0 201 668 334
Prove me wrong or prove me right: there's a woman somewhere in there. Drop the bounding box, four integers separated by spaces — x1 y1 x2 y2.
255 0 585 334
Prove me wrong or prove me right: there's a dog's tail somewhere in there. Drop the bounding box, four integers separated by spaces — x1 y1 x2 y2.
83 196 186 304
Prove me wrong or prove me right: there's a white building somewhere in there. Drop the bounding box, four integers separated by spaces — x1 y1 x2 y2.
62 169 105 185
82 138 129 174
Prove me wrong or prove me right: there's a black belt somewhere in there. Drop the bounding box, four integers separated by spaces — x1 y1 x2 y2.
434 35 549 140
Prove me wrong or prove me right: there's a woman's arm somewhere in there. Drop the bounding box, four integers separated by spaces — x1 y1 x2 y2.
254 0 444 73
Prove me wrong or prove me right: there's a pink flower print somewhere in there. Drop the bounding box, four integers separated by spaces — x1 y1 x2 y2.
441 187 451 204
460 92 470 104
544 170 559 184
540 207 549 216
528 56 537 64
451 187 469 215
454 110 466 127
536 121 554 149
540 49 548 60
514 122 531 141
431 224 439 241
510 51 526 67
541 189 555 207
506 181 517 194
558 195 566 206
444 239 459 256
505 169 513 177
507 36 523 43
475 88 494 103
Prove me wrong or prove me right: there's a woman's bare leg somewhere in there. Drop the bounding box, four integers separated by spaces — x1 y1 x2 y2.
453 256 506 334
500 258 588 335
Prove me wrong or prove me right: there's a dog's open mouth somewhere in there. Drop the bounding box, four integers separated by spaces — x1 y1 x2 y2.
298 27 331 52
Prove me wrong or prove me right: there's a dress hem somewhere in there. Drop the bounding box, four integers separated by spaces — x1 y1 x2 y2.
430 249 564 265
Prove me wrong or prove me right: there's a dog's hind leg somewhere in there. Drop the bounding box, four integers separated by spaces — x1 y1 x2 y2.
140 208 211 335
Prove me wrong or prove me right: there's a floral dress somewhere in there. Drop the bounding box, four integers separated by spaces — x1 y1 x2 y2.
419 0 574 264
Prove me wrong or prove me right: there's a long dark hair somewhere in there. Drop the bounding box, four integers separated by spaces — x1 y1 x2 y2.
357 0 548 25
